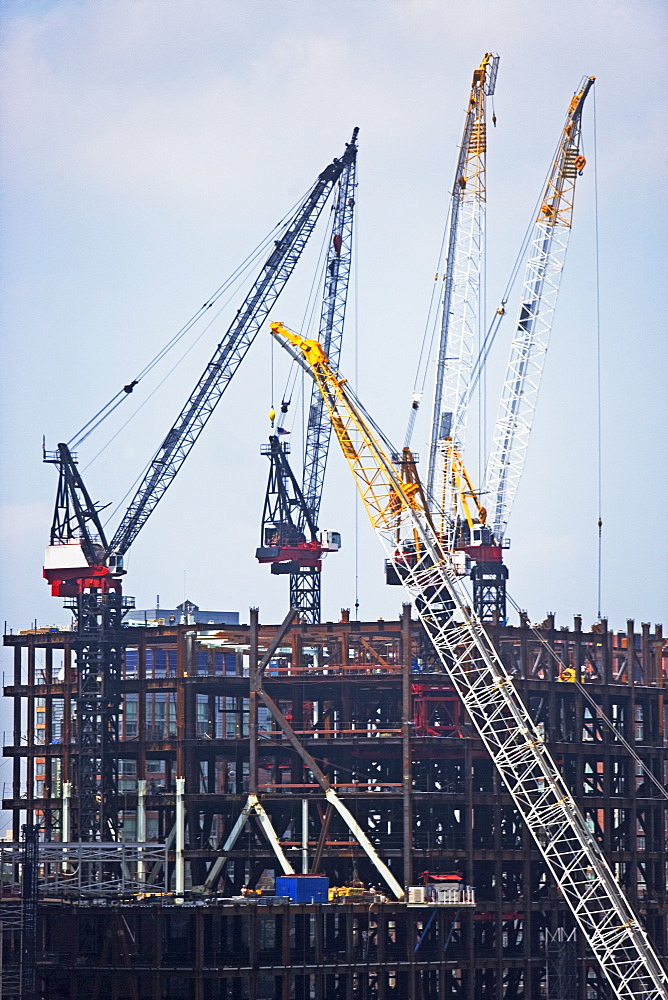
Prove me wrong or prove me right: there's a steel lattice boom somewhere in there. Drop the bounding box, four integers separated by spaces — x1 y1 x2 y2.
105 130 359 567
290 130 358 622
484 77 594 542
272 322 668 1000
427 53 498 506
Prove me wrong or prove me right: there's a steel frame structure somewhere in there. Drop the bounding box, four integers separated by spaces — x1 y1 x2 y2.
3 612 667 997
275 323 668 999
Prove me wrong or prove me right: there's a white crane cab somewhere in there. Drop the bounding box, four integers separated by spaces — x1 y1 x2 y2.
469 521 493 547
318 530 341 552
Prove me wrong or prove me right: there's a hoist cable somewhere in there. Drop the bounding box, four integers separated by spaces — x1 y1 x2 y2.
465 132 562 409
84 278 254 474
403 185 453 448
67 189 310 452
277 206 333 423
593 88 604 620
405 109 559 452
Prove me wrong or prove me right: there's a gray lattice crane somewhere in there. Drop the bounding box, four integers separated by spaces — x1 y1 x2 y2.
256 130 357 622
42 131 358 842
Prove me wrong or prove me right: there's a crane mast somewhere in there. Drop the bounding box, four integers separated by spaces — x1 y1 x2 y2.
426 53 498 509
292 135 357 621
484 77 594 543
272 321 668 1000
256 132 357 622
44 443 129 841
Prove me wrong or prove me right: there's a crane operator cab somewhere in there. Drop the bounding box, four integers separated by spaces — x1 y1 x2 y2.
318 530 341 552
263 520 306 549
468 521 494 547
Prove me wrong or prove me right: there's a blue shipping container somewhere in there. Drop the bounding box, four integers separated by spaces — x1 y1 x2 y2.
276 875 329 904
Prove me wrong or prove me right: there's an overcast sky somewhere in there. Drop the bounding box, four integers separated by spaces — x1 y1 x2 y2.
1 0 666 697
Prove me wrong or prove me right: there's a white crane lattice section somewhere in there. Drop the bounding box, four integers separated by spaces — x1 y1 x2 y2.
485 77 594 542
427 54 498 525
485 218 569 539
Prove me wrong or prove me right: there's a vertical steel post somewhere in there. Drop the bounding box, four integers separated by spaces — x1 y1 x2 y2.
62 782 71 842
401 604 413 888
301 799 309 874
137 778 147 885
175 777 185 902
249 609 259 795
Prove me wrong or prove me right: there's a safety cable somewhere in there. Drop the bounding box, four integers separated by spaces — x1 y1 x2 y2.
85 280 251 475
465 144 556 408
67 188 309 452
275 206 333 432
593 88 604 620
479 141 488 488
353 175 361 620
505 592 668 801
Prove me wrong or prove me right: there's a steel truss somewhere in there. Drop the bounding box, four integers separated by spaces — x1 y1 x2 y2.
485 77 594 542
274 323 668 1000
69 589 129 841
289 565 321 622
427 53 498 506
290 130 357 623
0 842 169 896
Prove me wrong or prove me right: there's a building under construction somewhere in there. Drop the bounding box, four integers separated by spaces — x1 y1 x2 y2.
1 607 666 998
2 55 667 1000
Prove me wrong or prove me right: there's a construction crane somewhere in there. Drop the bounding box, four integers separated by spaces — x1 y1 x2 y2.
473 75 595 619
392 54 500 618
255 433 341 582
418 72 593 624
403 53 505 619
256 135 357 621
42 130 358 842
272 321 668 1000
426 52 498 501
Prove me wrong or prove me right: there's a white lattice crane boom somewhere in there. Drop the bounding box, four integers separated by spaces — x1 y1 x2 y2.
484 76 594 542
427 53 498 511
272 321 668 1000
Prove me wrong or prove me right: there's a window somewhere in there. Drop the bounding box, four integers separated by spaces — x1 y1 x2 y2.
124 694 138 738
124 648 138 679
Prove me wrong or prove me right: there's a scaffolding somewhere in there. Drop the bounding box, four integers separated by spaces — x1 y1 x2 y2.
1 610 666 998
